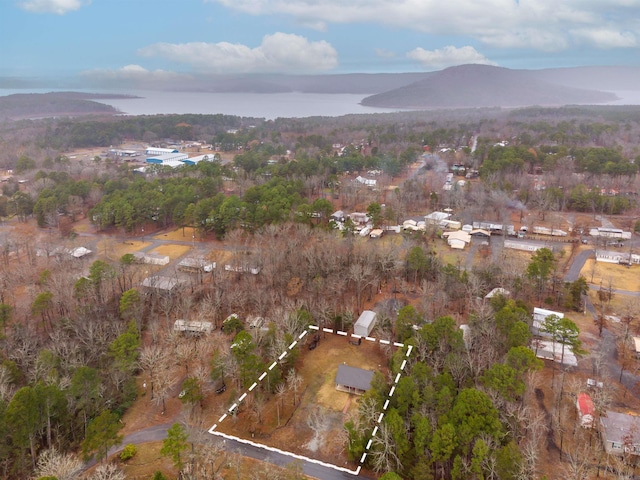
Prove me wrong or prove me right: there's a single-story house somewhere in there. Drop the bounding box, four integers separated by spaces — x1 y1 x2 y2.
354 310 377 337
485 287 510 299
247 316 264 329
335 364 374 395
470 229 491 238
331 210 346 222
355 176 377 187
596 250 640 265
70 247 92 258
141 276 184 293
173 319 213 335
425 211 451 226
473 221 515 236
600 411 640 455
531 307 564 337
576 393 595 428
442 230 471 250
134 252 170 266
504 240 546 252
178 257 216 273
349 212 369 225
530 339 578 366
224 264 260 275
589 228 632 240
369 228 384 239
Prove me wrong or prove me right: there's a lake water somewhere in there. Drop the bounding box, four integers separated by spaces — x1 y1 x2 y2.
0 88 405 120
1 88 639 120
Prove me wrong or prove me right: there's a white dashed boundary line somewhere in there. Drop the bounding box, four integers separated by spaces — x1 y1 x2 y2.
207 325 414 476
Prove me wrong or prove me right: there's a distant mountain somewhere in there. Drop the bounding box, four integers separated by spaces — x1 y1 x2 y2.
90 72 432 95
361 64 620 109
0 92 129 121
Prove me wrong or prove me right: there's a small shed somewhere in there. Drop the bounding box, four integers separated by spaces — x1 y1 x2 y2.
335 364 374 395
576 393 595 428
354 310 377 337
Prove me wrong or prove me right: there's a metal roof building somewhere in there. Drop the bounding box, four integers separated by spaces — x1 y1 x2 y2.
146 147 179 155
146 153 188 164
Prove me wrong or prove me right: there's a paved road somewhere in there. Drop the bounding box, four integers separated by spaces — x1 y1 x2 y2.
582 294 640 398
86 422 370 480
564 249 594 282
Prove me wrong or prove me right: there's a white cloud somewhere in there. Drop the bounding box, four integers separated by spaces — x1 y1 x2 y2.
407 46 496 70
208 0 640 51
18 0 90 14
137 33 338 74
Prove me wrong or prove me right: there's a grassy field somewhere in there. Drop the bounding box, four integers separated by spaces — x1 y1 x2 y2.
581 258 640 292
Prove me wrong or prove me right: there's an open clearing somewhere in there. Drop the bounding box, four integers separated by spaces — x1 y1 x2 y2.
580 258 640 292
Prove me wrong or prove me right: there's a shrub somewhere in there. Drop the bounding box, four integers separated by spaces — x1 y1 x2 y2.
120 444 137 461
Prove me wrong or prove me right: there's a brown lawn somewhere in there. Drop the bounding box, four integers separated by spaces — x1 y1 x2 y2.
96 239 153 261
581 259 640 292
148 244 192 259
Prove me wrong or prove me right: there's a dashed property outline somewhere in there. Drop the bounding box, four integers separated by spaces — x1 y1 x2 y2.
208 325 414 476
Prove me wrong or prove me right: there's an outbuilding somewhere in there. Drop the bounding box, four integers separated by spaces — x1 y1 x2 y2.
576 393 595 428
354 310 377 337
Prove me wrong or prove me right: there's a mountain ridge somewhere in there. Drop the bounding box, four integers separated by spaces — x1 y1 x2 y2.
360 64 624 109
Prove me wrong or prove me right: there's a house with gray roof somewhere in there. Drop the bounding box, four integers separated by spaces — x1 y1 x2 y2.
335 364 374 395
600 410 640 456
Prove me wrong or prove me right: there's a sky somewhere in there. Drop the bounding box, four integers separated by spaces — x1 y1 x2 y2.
2 0 640 84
